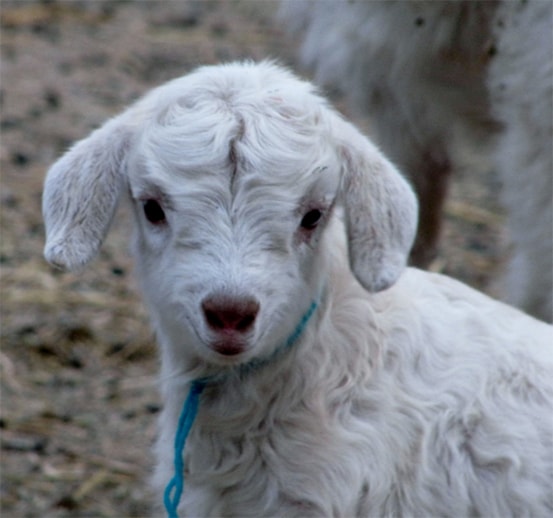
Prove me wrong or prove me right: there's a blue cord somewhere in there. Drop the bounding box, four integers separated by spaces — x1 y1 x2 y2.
163 379 207 518
163 298 320 518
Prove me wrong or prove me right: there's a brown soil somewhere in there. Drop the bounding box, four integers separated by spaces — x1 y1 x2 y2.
0 2 504 516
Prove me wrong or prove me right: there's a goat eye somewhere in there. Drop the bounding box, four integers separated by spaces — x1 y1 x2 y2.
143 199 166 224
300 209 323 230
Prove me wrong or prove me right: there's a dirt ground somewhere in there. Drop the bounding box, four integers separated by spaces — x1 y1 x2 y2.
0 2 505 517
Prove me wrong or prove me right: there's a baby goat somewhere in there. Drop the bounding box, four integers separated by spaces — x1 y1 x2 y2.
43 62 553 517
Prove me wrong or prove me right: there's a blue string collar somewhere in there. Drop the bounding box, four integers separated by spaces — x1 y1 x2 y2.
163 298 320 518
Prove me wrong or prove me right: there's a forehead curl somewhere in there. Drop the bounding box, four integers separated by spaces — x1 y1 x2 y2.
135 79 336 188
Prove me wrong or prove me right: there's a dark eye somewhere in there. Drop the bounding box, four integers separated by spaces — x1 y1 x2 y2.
300 209 323 230
143 199 166 224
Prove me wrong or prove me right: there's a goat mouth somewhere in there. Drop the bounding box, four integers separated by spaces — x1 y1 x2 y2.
210 339 248 357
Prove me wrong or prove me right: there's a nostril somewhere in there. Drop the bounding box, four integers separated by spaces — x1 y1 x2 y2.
202 295 260 333
204 309 225 330
236 313 255 331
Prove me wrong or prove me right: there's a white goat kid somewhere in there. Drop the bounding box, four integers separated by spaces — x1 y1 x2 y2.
43 62 553 517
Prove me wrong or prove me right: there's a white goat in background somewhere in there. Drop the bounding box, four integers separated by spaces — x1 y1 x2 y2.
43 62 552 517
280 0 553 322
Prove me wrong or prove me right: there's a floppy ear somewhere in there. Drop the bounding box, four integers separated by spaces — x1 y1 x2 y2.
334 115 418 292
42 115 132 271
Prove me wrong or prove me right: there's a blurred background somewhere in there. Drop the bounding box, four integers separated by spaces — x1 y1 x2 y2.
0 1 503 516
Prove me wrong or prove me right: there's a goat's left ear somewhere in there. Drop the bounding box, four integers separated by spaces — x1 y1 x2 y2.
333 115 418 292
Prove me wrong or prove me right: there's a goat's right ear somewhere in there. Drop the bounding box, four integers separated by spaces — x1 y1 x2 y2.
42 115 132 271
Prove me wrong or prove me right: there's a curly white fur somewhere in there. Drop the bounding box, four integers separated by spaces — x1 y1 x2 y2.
280 0 553 322
43 62 553 516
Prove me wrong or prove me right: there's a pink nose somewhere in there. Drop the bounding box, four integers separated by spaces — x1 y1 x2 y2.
202 295 260 333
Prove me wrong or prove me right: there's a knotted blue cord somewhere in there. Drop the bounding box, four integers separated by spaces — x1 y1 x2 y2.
163 297 320 518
